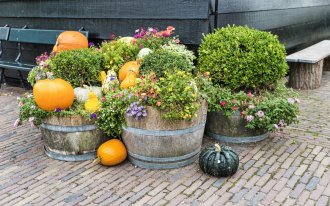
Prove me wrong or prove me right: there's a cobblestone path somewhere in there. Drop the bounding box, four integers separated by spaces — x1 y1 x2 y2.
0 73 330 206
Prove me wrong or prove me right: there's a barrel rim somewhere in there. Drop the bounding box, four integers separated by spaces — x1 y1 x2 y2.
44 146 96 161
40 123 98 133
206 131 269 143
123 122 205 136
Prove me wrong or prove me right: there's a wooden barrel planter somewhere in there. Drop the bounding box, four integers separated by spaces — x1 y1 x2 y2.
122 101 207 169
40 115 106 161
205 111 268 143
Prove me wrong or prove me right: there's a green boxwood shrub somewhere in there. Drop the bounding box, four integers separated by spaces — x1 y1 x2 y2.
197 25 288 91
140 49 193 77
50 48 103 88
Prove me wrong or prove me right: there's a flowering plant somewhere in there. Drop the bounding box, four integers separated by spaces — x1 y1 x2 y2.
27 52 55 86
134 26 179 50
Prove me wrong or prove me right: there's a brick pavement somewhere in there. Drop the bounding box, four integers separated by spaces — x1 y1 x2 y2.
0 73 330 206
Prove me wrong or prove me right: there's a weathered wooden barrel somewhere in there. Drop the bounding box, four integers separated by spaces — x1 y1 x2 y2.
205 111 268 143
40 115 106 161
122 101 207 169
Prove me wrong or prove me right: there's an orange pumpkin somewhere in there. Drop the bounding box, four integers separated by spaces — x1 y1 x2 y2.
53 31 88 53
120 70 137 89
97 139 127 166
119 61 140 81
33 78 74 111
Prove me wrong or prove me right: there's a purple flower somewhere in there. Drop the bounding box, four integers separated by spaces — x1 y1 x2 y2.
90 113 97 119
139 44 143 49
55 108 62 112
246 115 254 122
14 118 20 127
88 42 95 47
256 111 264 118
110 76 115 81
288 98 295 105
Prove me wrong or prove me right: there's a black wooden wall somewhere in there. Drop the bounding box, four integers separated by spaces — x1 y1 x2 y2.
211 0 330 53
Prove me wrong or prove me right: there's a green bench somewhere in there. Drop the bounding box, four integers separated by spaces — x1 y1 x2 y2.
0 26 88 88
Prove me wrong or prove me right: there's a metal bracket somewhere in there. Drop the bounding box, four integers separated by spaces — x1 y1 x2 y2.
15 25 28 62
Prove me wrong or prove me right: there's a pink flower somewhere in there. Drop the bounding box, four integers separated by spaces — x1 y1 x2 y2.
232 99 238 104
247 92 254 98
166 26 175 32
288 98 295 105
18 102 24 107
256 110 264 118
220 100 227 107
101 97 106 102
156 101 161 107
14 119 20 127
232 106 238 111
246 115 254 122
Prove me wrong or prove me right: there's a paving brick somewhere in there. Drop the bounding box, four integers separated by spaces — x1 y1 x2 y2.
311 146 323 155
129 187 152 203
231 188 249 203
260 179 277 193
245 175 260 189
198 186 218 202
283 197 296 206
228 179 247 193
295 164 308 176
275 187 291 203
316 196 329 206
147 191 167 206
314 165 327 178
273 168 286 179
217 192 233 204
304 199 316 206
290 183 306 199
306 176 320 191
261 190 278 205
300 171 312 184
257 164 270 176
243 160 256 170
273 178 288 191
321 157 330 166
164 185 186 201
310 185 326 200
287 175 300 188
281 157 295 169
297 190 310 206
213 178 226 188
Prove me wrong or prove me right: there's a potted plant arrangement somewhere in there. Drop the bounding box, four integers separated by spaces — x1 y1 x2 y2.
16 34 109 161
96 26 208 169
197 25 300 143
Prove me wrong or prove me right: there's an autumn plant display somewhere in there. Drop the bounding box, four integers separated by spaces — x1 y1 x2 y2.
197 25 299 132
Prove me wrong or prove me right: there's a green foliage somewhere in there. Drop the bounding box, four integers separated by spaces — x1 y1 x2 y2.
17 93 91 127
140 49 194 78
100 40 140 73
50 48 103 88
155 71 200 120
96 88 129 138
198 25 288 91
162 42 196 69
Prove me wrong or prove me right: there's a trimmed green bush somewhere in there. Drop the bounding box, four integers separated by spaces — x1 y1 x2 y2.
50 48 103 88
198 25 288 91
140 49 193 78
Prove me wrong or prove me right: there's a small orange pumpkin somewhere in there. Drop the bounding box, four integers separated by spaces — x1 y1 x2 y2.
97 139 127 166
33 78 74 111
53 31 88 53
119 61 140 81
120 70 137 89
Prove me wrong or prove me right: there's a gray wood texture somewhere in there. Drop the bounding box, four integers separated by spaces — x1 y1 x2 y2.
122 102 207 169
286 40 330 63
288 60 324 90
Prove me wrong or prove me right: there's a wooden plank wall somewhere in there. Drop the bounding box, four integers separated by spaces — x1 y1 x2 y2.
211 0 330 53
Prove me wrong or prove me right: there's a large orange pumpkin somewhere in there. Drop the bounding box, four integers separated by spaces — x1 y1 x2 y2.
53 31 88 53
33 78 74 111
97 139 127 166
119 61 140 81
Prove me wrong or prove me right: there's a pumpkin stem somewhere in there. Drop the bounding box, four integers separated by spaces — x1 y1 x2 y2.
92 157 101 165
214 144 221 152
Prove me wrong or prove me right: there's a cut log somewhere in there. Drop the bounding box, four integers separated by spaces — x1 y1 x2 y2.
288 60 323 90
324 56 330 71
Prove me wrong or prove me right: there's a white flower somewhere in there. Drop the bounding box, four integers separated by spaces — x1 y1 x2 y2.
274 124 279 129
288 98 295 105
13 119 20 127
248 104 255 109
294 98 301 103
256 110 264 118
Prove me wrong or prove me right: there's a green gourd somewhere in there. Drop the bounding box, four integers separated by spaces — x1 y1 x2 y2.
199 144 239 177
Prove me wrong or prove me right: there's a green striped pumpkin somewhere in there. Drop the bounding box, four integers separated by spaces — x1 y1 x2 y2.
199 144 239 177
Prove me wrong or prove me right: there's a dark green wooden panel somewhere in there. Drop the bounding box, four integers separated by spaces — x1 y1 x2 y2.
215 0 330 13
0 18 208 45
0 0 209 19
0 26 9 40
8 29 88 44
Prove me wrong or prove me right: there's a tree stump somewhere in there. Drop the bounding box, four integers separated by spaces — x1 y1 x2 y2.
324 56 330 71
288 60 323 90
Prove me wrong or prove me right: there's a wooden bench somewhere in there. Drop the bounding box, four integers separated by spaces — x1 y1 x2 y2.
286 40 330 90
0 26 88 88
